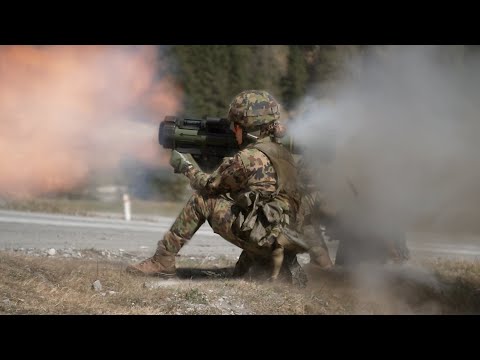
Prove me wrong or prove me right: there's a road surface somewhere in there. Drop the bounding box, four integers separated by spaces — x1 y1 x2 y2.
1 209 480 261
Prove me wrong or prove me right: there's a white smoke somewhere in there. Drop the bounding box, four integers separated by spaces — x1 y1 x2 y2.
292 45 480 237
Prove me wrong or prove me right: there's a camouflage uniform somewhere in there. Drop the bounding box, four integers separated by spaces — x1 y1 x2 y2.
127 90 330 285
157 135 308 282
296 191 334 263
126 90 311 284
294 153 335 268
160 139 287 257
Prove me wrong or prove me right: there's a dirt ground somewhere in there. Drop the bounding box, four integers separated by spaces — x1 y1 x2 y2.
1 248 479 315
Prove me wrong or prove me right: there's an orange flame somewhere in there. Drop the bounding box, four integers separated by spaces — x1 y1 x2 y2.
0 45 182 199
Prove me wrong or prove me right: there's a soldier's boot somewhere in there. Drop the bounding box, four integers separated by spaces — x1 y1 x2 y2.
126 244 176 277
273 234 308 287
232 250 255 278
284 251 308 288
309 245 333 270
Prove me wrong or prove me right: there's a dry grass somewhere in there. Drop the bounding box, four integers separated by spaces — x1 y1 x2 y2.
1 250 479 315
0 197 183 218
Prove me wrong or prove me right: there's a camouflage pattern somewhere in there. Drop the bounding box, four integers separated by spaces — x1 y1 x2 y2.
296 190 334 267
151 90 327 283
160 136 313 255
185 147 276 197
160 144 287 256
293 152 338 267
159 188 309 286
160 192 248 253
227 90 280 131
233 248 308 287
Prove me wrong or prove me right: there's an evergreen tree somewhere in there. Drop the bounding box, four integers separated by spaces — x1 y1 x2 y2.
170 45 232 117
281 45 308 110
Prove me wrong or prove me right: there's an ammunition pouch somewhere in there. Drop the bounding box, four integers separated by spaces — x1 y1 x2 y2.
232 191 290 248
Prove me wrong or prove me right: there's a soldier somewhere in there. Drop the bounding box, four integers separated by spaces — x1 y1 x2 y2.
295 153 335 269
294 136 409 268
126 90 326 284
296 191 335 268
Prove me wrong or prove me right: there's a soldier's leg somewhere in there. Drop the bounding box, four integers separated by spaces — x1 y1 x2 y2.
270 244 285 281
207 196 244 246
206 197 283 279
233 245 308 287
207 198 309 284
275 233 309 287
126 192 213 276
160 192 212 253
206 197 255 277
232 250 255 278
302 225 334 269
282 250 308 288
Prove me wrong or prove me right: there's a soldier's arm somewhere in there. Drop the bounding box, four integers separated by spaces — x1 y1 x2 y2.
184 153 248 195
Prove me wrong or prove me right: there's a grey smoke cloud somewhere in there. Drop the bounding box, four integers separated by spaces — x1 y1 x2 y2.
292 45 480 235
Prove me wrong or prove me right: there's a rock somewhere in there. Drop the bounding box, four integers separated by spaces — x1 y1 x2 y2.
108 291 116 295
92 280 102 291
47 248 56 256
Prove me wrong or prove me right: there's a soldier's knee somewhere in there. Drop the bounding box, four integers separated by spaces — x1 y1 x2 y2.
190 192 207 208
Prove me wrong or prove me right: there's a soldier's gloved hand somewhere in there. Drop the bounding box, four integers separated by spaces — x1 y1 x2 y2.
169 150 193 174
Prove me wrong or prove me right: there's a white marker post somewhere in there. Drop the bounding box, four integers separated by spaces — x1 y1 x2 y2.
123 193 131 221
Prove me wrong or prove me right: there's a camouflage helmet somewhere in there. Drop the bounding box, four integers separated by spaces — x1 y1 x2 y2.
227 90 280 131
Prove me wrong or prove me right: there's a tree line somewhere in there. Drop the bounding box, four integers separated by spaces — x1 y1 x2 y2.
143 45 479 201
163 45 480 117
163 45 366 116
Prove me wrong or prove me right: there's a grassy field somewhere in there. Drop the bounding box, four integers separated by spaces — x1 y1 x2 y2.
1 250 479 315
0 197 184 218
1 197 479 314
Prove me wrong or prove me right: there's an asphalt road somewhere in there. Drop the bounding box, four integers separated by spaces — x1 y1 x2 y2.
1 209 480 261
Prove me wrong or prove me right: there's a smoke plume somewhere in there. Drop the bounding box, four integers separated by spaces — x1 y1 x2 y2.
293 45 480 235
0 45 181 199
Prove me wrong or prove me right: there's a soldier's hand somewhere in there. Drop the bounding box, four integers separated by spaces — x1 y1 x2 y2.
169 150 193 174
